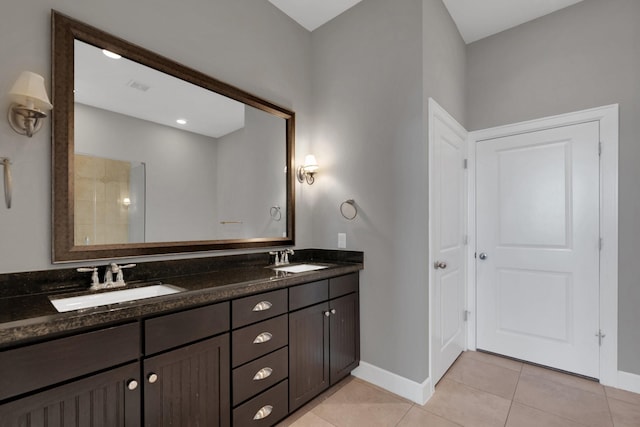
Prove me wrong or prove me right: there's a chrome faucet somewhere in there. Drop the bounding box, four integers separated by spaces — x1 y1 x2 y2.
107 263 136 288
270 249 295 266
282 248 294 264
77 263 136 290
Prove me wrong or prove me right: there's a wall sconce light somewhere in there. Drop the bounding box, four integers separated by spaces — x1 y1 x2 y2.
297 154 319 185
7 71 53 137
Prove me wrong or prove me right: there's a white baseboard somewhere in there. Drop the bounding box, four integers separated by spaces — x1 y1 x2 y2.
351 361 432 405
617 371 640 394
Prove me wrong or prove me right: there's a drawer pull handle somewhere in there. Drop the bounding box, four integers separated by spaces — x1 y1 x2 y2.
148 373 158 384
253 332 273 344
252 301 273 312
253 405 273 420
252 367 273 381
127 379 138 391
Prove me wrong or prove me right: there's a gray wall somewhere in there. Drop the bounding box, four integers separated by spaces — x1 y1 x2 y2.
310 0 466 382
466 0 640 375
76 103 219 242
0 0 313 273
217 106 287 239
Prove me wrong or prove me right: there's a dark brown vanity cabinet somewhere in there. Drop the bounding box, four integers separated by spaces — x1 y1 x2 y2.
0 303 232 427
0 270 360 427
231 289 290 426
289 273 360 412
0 323 142 426
143 302 231 427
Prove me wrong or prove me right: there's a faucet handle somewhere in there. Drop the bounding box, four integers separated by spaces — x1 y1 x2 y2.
111 263 136 284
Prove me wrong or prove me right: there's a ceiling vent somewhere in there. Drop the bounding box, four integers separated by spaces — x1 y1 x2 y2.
127 80 150 92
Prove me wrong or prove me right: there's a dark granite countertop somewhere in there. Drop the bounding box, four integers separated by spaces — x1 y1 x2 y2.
0 249 363 349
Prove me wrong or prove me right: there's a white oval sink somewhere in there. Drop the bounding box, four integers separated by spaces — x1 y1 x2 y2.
49 284 185 313
271 263 328 274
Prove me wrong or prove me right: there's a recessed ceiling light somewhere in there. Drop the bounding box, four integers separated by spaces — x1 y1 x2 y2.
102 49 122 59
176 119 187 125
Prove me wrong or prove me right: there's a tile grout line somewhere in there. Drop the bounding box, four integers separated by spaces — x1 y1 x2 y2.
393 403 415 427
501 365 524 427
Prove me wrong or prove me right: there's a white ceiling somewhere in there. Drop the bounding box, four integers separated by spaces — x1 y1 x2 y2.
269 0 585 43
268 0 363 32
442 0 585 44
74 40 245 139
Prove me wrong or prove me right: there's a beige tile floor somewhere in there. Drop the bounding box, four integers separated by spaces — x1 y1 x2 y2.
277 351 640 427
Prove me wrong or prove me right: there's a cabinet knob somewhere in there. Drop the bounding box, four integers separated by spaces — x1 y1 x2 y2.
324 311 331 317
147 373 158 384
252 367 273 381
331 309 336 314
127 379 138 391
253 332 273 344
253 405 273 420
252 301 272 312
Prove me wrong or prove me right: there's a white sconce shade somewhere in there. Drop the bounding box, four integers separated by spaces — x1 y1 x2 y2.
303 154 319 172
297 154 319 185
9 71 53 111
7 71 53 137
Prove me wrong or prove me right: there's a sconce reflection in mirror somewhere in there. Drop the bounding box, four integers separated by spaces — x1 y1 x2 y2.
340 199 358 220
7 71 53 137
297 154 319 185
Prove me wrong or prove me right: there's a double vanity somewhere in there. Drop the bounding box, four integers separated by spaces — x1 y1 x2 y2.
0 250 362 426
0 10 362 426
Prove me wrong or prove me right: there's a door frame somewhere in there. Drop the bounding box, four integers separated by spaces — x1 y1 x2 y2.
428 98 468 391
466 104 619 386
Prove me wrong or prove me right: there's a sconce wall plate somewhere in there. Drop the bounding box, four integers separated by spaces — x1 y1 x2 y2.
7 104 47 137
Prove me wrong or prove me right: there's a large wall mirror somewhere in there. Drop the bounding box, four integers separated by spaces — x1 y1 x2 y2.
52 11 295 262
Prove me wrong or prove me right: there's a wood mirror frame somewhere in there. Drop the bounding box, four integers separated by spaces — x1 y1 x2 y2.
51 11 295 262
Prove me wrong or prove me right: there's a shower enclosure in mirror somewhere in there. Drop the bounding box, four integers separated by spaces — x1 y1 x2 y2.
52 11 295 262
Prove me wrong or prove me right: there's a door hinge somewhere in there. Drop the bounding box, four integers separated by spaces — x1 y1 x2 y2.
599 238 603 251
598 142 602 156
463 158 468 169
463 235 468 245
463 310 470 322
596 330 606 346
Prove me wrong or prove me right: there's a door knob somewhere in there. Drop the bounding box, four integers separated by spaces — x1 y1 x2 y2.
434 261 447 270
478 252 488 260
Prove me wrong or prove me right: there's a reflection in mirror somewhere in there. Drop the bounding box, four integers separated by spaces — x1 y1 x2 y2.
74 153 146 245
52 11 295 262
74 40 287 244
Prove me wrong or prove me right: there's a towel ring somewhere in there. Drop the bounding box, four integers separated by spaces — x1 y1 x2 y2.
340 199 357 220
1 158 12 209
270 206 282 221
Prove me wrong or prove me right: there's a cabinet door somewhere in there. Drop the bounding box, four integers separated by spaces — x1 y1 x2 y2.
143 334 230 427
0 362 140 427
329 293 360 385
289 302 330 412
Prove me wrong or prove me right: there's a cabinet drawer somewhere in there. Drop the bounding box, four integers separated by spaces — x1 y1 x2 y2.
289 280 328 311
145 302 229 355
233 347 288 406
232 289 287 329
0 323 139 402
233 380 288 427
232 315 287 367
329 273 359 299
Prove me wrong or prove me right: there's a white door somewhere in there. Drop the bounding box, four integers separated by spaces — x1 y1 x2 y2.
429 99 467 385
476 121 600 378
